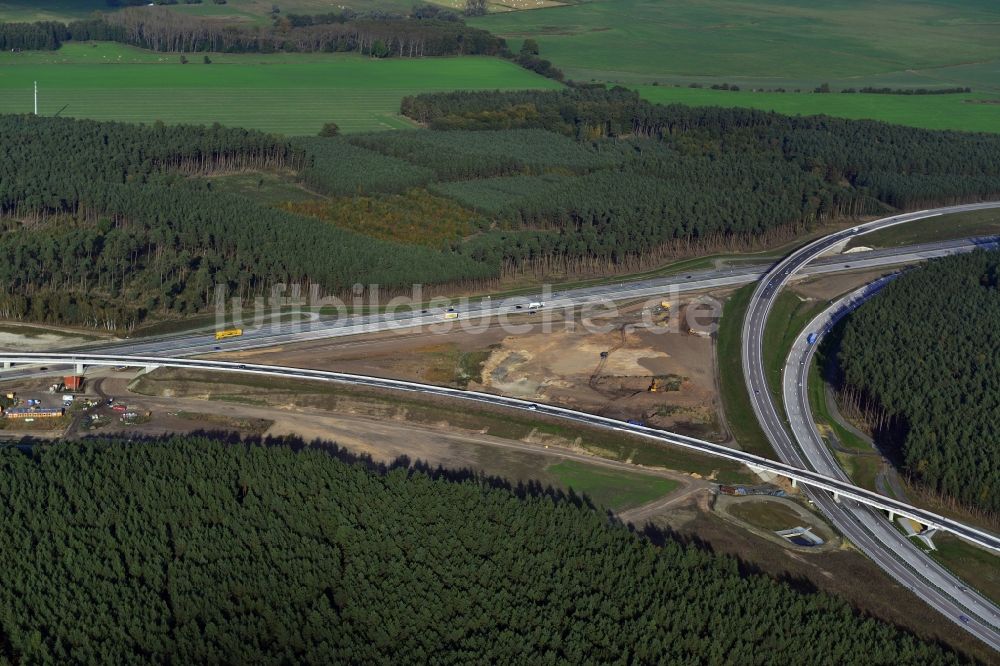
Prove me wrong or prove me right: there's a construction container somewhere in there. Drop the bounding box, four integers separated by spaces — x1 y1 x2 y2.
4 407 64 419
64 376 85 391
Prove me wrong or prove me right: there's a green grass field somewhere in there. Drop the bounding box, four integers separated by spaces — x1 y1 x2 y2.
847 208 1000 250
0 0 568 23
0 42 561 134
727 500 804 532
474 0 1000 132
639 86 1000 134
474 0 1000 88
0 0 106 22
546 460 680 511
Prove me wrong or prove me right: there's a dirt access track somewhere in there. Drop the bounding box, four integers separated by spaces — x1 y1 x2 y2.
21 373 707 518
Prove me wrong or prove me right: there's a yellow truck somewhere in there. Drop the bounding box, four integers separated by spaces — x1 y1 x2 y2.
214 328 244 341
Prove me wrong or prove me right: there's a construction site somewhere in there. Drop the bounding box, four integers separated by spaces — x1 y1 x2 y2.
213 294 730 443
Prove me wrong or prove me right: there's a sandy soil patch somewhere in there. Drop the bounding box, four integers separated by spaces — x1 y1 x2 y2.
479 322 722 439
216 295 727 440
791 269 892 301
0 331 93 352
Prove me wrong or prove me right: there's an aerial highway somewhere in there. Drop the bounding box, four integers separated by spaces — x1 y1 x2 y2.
784 279 1000 647
742 202 1000 647
1 350 997 556
1 206 998 647
54 235 998 361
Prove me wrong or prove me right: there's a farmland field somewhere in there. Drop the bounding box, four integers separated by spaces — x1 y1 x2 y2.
0 0 409 23
157 0 576 22
0 0 577 24
473 0 1000 132
0 43 561 134
0 0 106 22
473 0 1000 89
639 86 1000 135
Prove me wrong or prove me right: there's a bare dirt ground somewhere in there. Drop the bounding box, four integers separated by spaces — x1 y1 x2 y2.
790 268 893 301
479 324 720 436
218 325 509 385
224 297 726 440
47 373 704 508
0 330 97 352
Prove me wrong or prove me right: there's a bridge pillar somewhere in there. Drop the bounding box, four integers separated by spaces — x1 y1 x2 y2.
832 491 840 503
888 510 895 523
144 365 160 374
2 361 10 370
790 478 797 488
75 363 84 375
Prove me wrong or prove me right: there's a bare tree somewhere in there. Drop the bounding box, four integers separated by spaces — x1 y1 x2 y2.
464 0 487 17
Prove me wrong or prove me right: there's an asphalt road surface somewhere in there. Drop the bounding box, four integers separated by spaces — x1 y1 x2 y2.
742 202 1000 648
67 235 1000 360
2 350 996 554
1 208 998 648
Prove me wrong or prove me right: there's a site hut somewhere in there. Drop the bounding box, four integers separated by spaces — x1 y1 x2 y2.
3 407 64 419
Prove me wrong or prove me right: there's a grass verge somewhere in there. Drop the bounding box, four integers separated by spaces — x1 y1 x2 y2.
847 208 1000 250
761 291 828 403
807 362 871 454
715 284 772 457
929 534 1000 607
546 460 679 511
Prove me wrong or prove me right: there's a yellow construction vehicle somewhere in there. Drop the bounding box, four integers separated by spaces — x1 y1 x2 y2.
214 328 243 341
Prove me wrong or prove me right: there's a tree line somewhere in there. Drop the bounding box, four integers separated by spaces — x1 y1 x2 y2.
840 87 972 95
0 7 506 57
0 435 968 664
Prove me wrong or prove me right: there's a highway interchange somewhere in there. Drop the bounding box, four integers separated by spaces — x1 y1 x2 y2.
743 202 1000 647
1 203 999 649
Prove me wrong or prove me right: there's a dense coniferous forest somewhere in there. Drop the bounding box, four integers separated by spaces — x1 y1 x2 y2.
292 87 1000 274
837 251 1000 515
400 88 1000 209
5 84 1000 328
293 137 434 196
0 116 494 329
0 436 967 663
